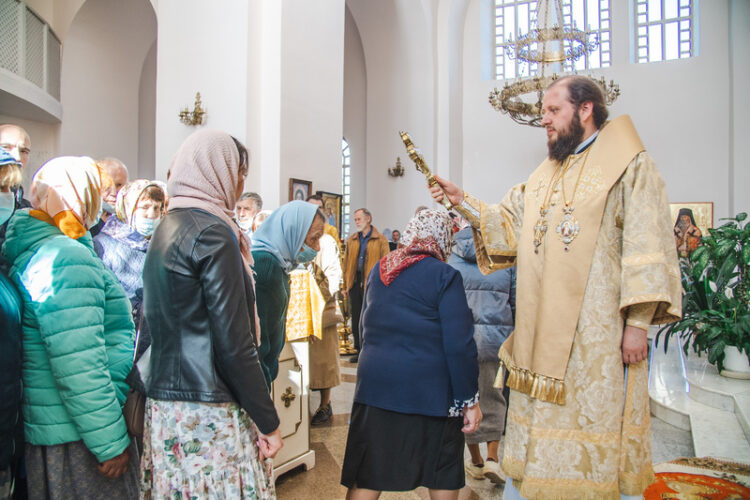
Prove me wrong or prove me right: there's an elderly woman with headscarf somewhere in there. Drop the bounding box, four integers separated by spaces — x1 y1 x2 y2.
1 156 138 499
341 209 480 500
141 129 281 499
251 200 326 388
94 179 166 360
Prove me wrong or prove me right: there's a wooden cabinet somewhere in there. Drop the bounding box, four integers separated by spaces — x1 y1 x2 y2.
272 340 315 477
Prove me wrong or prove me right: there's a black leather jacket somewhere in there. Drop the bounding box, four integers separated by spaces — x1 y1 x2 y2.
143 208 279 434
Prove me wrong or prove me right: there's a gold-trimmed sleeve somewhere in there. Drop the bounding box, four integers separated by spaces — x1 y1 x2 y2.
455 194 481 227
618 153 682 325
460 184 524 275
625 302 657 330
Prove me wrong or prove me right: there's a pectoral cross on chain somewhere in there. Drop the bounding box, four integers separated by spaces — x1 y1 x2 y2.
533 178 547 199
533 208 549 253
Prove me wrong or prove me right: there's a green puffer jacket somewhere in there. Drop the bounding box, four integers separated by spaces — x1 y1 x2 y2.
1 211 134 462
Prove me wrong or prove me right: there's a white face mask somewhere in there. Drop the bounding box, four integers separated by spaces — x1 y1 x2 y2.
134 215 160 237
238 218 253 232
0 191 14 226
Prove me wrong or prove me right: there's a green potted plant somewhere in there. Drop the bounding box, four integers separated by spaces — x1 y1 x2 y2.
656 212 750 376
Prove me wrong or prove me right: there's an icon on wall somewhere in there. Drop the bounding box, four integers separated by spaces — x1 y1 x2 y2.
289 178 312 202
669 202 713 260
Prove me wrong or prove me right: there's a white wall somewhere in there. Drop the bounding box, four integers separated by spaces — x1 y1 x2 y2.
343 6 367 237
279 0 345 206
346 0 437 235
153 0 248 181
0 113 58 189
60 0 156 175
461 0 747 220
25 0 85 40
138 40 157 180
729 0 750 217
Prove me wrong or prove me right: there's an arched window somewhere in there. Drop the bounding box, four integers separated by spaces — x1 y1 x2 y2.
342 138 351 239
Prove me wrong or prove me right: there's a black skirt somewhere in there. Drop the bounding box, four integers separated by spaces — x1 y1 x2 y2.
340 402 465 491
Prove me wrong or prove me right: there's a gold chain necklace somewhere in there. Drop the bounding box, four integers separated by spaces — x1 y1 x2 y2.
532 160 570 253
555 147 592 251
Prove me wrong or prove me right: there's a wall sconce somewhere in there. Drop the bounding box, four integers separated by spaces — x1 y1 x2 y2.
388 156 404 177
179 92 206 126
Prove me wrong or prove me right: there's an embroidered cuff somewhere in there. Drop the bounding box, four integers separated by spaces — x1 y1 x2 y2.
448 392 479 417
454 195 480 228
625 302 657 330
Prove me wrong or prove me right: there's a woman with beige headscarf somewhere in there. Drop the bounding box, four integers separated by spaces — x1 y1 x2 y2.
141 129 281 499
1 156 139 499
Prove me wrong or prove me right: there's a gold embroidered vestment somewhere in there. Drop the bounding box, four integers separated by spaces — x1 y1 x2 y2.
457 115 682 499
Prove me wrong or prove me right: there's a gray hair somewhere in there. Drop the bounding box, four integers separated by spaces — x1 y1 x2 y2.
239 191 263 211
354 207 372 220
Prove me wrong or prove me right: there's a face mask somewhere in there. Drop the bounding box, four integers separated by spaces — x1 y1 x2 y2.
0 192 15 226
134 215 160 237
88 203 104 229
297 243 318 263
238 218 253 232
102 201 116 214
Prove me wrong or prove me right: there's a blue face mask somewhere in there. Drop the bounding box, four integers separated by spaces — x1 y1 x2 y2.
297 243 318 263
0 192 15 226
134 215 160 237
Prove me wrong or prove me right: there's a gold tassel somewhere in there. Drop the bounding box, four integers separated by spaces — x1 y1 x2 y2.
494 349 567 405
494 363 505 389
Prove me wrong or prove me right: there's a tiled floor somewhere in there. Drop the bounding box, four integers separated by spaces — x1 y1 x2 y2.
275 357 694 500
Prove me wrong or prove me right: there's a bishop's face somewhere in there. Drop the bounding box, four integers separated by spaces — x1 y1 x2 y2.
541 85 584 162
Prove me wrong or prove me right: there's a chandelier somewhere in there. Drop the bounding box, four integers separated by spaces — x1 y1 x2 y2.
488 0 620 127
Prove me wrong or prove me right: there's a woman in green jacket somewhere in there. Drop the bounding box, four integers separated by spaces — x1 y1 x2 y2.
1 157 138 499
251 200 326 388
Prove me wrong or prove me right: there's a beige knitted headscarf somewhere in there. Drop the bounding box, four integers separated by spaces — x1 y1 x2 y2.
167 129 253 271
167 129 261 343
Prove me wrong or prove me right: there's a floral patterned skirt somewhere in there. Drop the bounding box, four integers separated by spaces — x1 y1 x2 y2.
140 399 275 499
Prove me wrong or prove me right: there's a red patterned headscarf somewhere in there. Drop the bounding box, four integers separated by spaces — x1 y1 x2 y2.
379 209 454 286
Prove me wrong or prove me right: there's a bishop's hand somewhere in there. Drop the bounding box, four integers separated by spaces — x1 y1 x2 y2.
621 325 648 364
430 175 465 207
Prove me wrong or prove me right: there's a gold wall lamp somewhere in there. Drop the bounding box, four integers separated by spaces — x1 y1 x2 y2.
179 92 206 126
388 156 404 177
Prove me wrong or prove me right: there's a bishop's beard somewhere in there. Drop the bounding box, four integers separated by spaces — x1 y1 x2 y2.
547 113 585 163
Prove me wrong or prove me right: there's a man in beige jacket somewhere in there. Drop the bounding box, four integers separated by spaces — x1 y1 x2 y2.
342 208 390 362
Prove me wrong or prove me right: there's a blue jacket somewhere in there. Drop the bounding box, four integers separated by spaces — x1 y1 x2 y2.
94 217 150 359
0 269 23 469
448 228 515 362
354 258 478 417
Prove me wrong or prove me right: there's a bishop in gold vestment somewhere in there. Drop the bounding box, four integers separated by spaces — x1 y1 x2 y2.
432 76 681 499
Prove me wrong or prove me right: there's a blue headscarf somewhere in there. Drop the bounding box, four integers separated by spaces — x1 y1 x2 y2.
251 200 319 272
0 147 21 167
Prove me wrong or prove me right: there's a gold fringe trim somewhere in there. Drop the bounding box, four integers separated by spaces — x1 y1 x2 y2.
619 469 655 496
495 347 567 405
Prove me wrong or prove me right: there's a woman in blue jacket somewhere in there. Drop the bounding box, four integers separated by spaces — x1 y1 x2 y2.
449 223 515 484
341 209 480 499
0 149 23 499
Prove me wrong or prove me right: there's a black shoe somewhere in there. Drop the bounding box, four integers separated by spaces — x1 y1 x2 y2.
311 403 332 425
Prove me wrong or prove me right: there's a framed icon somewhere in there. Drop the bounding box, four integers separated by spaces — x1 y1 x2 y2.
289 178 312 202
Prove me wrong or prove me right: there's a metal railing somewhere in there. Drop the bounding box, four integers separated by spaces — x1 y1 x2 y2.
0 0 61 100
